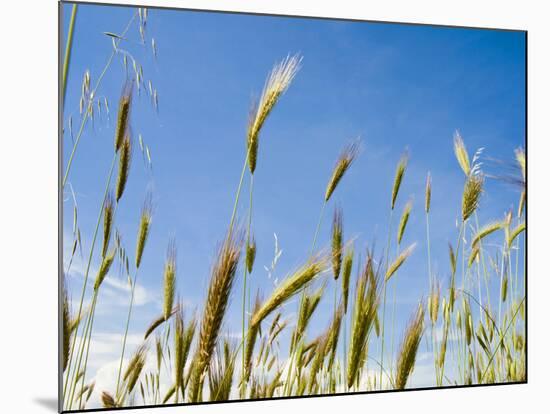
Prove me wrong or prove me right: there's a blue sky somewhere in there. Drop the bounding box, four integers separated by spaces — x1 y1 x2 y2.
62 2 525 399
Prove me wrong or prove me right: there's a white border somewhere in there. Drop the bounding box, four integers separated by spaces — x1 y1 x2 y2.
2 1 548 413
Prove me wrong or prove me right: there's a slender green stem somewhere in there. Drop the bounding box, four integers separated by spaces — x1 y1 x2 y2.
284 200 327 396
75 293 99 409
498 241 506 330
379 209 394 389
77 201 120 408
241 173 254 397
426 213 432 289
343 313 347 389
479 297 525 383
425 212 439 382
228 151 250 235
63 153 117 408
474 213 491 324
310 201 326 257
62 4 78 106
438 220 465 387
68 286 98 409
389 242 400 375
115 267 141 397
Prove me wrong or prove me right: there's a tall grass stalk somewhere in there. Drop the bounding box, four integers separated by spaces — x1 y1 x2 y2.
379 209 393 389
241 174 255 396
62 4 78 105
63 153 117 408
115 197 153 396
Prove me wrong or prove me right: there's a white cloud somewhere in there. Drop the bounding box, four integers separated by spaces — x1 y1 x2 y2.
64 249 157 309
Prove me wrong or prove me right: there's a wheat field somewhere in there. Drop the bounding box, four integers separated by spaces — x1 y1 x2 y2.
61 4 526 411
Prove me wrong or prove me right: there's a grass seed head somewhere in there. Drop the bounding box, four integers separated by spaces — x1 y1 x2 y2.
325 140 360 202
385 243 416 282
163 239 177 321
425 172 432 213
391 152 408 210
247 54 302 173
116 133 132 202
135 192 152 269
471 220 503 248
429 280 440 325
189 230 242 401
395 304 425 389
453 131 471 176
246 236 256 274
341 247 353 313
62 280 71 372
101 391 117 408
114 83 133 152
331 207 344 280
94 248 116 291
515 147 525 182
397 200 412 245
462 174 484 222
102 192 114 258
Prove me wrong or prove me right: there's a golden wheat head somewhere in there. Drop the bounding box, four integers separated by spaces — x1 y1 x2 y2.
163 239 177 321
325 140 360 202
453 131 470 176
189 230 242 402
462 174 484 222
391 152 408 210
331 207 344 280
247 54 302 173
135 192 152 269
395 304 424 389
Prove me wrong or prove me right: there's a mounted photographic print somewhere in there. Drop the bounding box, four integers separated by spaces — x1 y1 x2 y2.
59 1 526 411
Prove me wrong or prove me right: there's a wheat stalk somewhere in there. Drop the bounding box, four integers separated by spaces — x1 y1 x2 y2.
453 131 471 176
163 240 177 321
347 254 379 388
189 231 242 402
247 54 302 173
135 192 152 269
245 236 256 274
101 192 114 258
331 207 343 280
462 174 484 222
385 243 416 282
397 200 412 245
325 141 360 202
395 304 424 389
391 153 408 210
115 133 132 203
115 83 133 152
341 247 353 314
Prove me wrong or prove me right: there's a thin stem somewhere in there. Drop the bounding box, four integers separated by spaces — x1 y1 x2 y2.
310 201 326 257
479 297 525 383
241 173 254 397
498 242 506 330
75 293 99 409
62 4 78 106
426 213 432 289
63 153 117 407
379 209 394 389
115 267 141 397
474 213 491 324
228 151 250 235
389 242 400 375
284 200 327 396
77 201 120 408
68 285 98 409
